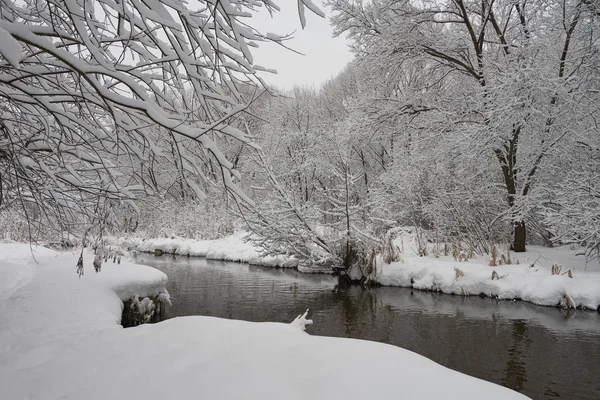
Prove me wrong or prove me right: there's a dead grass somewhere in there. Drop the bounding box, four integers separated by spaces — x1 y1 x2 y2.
452 242 469 262
551 264 573 278
489 245 518 266
488 246 498 266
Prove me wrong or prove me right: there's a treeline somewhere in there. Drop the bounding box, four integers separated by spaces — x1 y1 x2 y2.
236 0 600 268
2 0 598 270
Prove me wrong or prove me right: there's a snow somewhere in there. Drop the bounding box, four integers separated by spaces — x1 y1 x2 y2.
375 239 600 311
135 232 307 270
0 244 55 301
0 243 528 400
0 26 22 67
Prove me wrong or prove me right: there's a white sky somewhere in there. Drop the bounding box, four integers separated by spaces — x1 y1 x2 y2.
249 1 354 90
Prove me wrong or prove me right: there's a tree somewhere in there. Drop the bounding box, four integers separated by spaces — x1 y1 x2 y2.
242 68 394 270
327 0 600 251
542 127 600 259
0 0 324 237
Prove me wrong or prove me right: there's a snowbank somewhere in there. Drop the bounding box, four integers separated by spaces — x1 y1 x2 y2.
0 243 528 400
136 232 315 270
0 243 169 327
375 244 600 311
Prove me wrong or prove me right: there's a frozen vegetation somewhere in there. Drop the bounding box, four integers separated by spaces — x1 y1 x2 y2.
0 243 529 400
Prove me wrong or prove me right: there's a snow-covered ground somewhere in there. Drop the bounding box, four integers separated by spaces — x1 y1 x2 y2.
0 243 528 399
134 232 330 273
374 237 600 311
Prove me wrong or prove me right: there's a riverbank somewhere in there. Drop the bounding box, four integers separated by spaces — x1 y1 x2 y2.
0 243 528 399
121 232 330 273
140 254 600 399
374 242 600 311
136 232 298 267
129 231 600 311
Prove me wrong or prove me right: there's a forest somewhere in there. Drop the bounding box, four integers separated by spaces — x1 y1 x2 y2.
2 0 598 273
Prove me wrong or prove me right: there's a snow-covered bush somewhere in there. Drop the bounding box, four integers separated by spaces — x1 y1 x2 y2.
542 142 600 259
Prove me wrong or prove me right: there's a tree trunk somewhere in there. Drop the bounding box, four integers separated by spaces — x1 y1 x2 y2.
512 221 526 252
495 128 528 253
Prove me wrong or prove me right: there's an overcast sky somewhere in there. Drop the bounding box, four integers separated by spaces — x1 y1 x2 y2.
249 1 354 90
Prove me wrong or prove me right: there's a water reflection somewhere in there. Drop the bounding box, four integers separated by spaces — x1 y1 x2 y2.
136 254 600 400
502 320 530 392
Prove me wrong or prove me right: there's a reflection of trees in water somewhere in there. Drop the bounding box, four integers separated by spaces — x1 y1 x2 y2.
333 286 394 339
501 320 530 392
315 286 402 346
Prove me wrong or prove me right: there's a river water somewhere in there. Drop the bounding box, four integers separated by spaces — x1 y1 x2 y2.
136 254 600 400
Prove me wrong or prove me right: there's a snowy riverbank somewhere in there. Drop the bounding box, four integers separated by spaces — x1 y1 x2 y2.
375 242 600 311
0 243 528 400
136 232 297 267
132 232 329 273
126 231 600 310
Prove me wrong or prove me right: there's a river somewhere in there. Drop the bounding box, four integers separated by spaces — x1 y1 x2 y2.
136 254 600 400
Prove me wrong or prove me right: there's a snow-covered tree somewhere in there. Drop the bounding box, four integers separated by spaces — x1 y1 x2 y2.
542 128 600 259
0 0 325 236
327 0 600 252
243 68 396 269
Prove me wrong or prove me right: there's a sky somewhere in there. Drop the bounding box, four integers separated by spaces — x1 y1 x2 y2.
249 1 354 90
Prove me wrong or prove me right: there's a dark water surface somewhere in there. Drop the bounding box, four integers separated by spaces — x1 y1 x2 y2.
136 254 600 400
